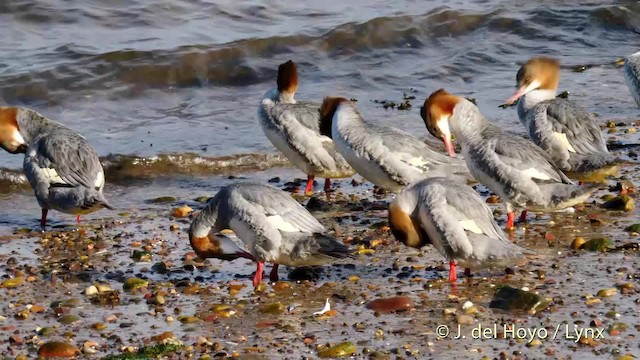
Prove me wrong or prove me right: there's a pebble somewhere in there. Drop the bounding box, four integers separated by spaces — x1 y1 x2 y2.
596 288 618 298
456 314 474 325
37 342 80 358
172 205 193 218
85 285 98 296
570 237 586 250
366 296 415 314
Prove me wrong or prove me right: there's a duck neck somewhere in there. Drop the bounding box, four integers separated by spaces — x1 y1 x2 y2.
189 201 220 239
334 103 365 133
449 100 488 147
518 89 556 118
16 109 55 143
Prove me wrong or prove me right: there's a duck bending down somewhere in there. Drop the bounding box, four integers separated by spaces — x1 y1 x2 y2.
624 51 640 108
0 107 113 228
188 182 351 286
390 177 527 282
423 89 596 230
504 57 614 172
318 97 473 193
258 60 354 194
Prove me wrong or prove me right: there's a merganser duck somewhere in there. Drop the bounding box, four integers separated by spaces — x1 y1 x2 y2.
423 89 596 230
390 177 527 282
318 97 473 193
504 57 614 172
258 60 354 194
188 182 351 286
624 51 640 107
0 107 113 228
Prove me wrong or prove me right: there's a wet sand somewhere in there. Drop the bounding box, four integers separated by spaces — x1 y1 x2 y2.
1 122 639 359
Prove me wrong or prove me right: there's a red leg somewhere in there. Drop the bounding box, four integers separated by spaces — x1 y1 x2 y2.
324 178 331 192
518 210 528 223
506 212 515 230
448 261 457 282
253 261 265 287
40 209 48 228
304 175 314 194
464 268 471 277
269 264 279 282
77 215 81 223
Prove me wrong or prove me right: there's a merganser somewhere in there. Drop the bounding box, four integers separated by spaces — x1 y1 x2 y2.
318 97 473 193
259 60 354 194
423 89 596 230
0 107 113 228
390 177 526 282
188 182 351 286
504 57 614 172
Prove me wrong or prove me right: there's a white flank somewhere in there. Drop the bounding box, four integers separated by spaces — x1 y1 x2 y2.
95 171 104 188
41 167 65 184
522 167 552 181
459 219 483 234
267 214 298 232
553 132 576 153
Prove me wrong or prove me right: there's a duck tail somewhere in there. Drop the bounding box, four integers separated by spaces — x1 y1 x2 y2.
537 182 598 210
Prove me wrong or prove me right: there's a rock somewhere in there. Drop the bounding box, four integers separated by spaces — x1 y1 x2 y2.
366 296 415 314
85 285 98 296
456 314 474 325
267 177 281 183
570 237 586 250
288 266 324 281
58 315 80 325
596 288 618 298
489 286 550 314
318 341 357 358
123 277 149 291
581 238 614 252
172 205 193 218
1 277 24 288
90 291 120 306
194 196 210 203
624 224 640 232
486 195 499 204
131 250 152 262
150 196 177 204
601 195 634 212
259 302 285 315
37 342 80 358
527 339 542 347
178 316 200 324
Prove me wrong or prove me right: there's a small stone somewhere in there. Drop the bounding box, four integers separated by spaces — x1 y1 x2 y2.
85 286 98 296
456 314 474 325
570 237 586 250
259 302 285 315
123 277 148 291
527 339 542 347
581 238 614 252
489 286 550 314
443 308 457 315
597 288 618 298
318 341 357 358
1 277 24 288
172 205 193 218
486 195 499 204
624 224 640 232
601 195 634 212
366 296 415 314
37 342 80 358
150 196 177 204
